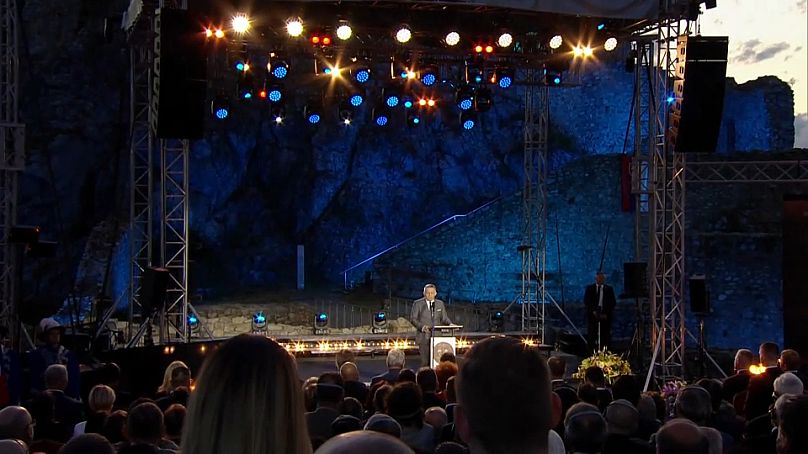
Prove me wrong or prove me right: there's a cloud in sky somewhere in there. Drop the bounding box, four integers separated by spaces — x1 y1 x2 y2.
796 113 808 148
733 40 792 64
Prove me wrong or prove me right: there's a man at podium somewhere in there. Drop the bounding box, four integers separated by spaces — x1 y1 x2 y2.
410 283 453 367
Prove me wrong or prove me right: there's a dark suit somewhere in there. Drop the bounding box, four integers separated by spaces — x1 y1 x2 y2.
584 283 617 350
722 370 751 402
371 368 402 385
46 389 84 442
410 297 452 367
745 366 783 419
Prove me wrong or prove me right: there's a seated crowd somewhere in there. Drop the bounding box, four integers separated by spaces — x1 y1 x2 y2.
0 321 807 453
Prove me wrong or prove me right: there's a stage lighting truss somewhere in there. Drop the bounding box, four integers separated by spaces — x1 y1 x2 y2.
491 65 514 89
372 311 389 334
210 95 230 120
474 86 492 112
460 111 477 130
455 84 475 111
267 52 290 80
418 62 440 87
314 312 330 335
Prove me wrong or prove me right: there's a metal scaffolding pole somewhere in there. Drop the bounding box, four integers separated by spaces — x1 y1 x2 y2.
521 71 549 337
0 0 24 346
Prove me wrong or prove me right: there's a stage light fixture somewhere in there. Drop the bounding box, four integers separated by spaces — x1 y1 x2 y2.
314 312 329 334
214 29 225 39
493 66 514 89
604 37 618 52
489 310 504 332
544 68 563 85
372 107 390 127
338 99 355 123
286 18 304 37
396 26 412 43
419 63 439 87
597 22 606 31
238 74 255 99
474 87 492 112
402 96 414 109
406 110 421 127
372 311 389 334
352 62 371 84
231 14 250 34
205 28 213 38
187 314 200 332
268 53 289 79
460 111 477 130
210 96 230 120
252 311 267 333
474 45 483 53
484 45 494 53
455 84 474 110
310 31 332 46
349 92 364 107
465 60 484 84
304 100 322 124
418 98 427 107
573 46 584 58
235 61 249 72
267 86 283 103
258 89 267 99
584 45 594 57
549 35 563 49
336 22 352 40
497 33 513 48
270 104 285 124
383 85 401 107
445 31 460 46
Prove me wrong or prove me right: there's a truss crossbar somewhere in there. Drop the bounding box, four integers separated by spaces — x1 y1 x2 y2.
686 161 808 183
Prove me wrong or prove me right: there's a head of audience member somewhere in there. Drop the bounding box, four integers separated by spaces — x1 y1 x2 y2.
88 385 116 414
158 361 189 395
656 418 709 454
38 317 63 348
372 384 393 414
397 369 416 383
336 349 355 370
777 394 808 454
695 378 723 413
445 376 457 404
101 410 128 444
331 415 362 436
779 349 802 372
439 352 456 364
577 383 599 406
564 402 607 453
612 375 641 406
386 349 406 371
44 364 68 391
584 366 607 387
548 356 566 381
317 372 345 410
339 362 360 383
97 362 122 388
435 361 458 392
0 406 34 445
303 377 319 412
163 404 186 444
605 399 639 436
760 342 781 368
424 407 448 430
126 402 165 446
169 365 192 392
60 433 116 454
364 413 402 438
0 439 27 454
638 395 660 423
734 349 754 372
674 386 712 426
180 334 312 454
339 397 364 420
314 431 414 454
456 336 551 454
386 382 425 429
774 372 804 398
416 367 439 394
434 441 467 454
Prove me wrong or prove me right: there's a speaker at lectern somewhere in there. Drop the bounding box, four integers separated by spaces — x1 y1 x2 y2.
431 325 463 368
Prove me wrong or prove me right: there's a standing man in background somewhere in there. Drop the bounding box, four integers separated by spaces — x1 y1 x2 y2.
411 284 452 367
584 271 617 352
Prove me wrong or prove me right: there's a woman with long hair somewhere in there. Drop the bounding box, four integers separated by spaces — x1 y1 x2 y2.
156 360 189 397
181 334 312 454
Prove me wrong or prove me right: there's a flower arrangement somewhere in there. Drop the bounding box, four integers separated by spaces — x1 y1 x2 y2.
573 348 633 384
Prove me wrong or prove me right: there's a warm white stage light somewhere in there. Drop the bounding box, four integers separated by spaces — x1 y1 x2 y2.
232 14 250 34
336 24 352 40
604 37 618 52
286 19 303 37
396 27 412 43
583 45 594 57
497 33 513 48
445 31 460 46
549 35 563 49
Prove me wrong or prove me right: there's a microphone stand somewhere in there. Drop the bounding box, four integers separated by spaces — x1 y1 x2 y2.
430 302 435 368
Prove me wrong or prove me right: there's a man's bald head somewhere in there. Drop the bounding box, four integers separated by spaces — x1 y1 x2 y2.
0 406 33 443
315 431 414 454
340 362 360 382
656 419 709 454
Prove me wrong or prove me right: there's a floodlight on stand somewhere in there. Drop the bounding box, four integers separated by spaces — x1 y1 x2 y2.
286 18 304 37
445 31 460 46
252 311 267 333
314 312 330 335
473 87 492 112
549 34 563 49
372 311 389 334
455 84 474 110
210 95 230 120
489 310 504 332
336 21 353 41
460 111 477 130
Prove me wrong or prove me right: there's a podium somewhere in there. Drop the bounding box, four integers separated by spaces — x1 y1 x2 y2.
430 325 463 368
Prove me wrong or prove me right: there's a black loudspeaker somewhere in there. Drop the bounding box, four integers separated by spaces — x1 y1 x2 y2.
557 331 588 357
669 36 728 153
623 262 648 298
689 276 710 314
153 8 207 139
140 267 170 316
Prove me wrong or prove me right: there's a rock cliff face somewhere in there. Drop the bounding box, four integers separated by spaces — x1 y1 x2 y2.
15 2 799 319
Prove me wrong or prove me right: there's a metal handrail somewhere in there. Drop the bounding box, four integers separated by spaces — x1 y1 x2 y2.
340 196 504 288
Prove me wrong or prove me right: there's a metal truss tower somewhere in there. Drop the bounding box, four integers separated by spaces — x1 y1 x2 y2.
520 71 549 337
0 0 24 346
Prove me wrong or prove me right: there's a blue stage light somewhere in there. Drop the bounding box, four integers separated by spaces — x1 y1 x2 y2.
349 94 363 107
376 116 388 126
386 95 400 107
499 75 513 88
597 22 606 31
268 89 282 102
667 96 675 104
463 119 474 129
553 76 561 85
243 92 252 99
215 108 228 119
403 99 413 109
460 99 472 110
355 68 370 83
272 65 288 79
421 73 436 86
324 67 332 75
308 113 320 124
235 62 245 71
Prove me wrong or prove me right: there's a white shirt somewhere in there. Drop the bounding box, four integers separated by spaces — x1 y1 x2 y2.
597 285 604 308
548 429 565 454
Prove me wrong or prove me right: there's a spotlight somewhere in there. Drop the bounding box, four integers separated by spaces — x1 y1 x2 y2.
474 87 492 112
493 66 514 89
497 33 513 48
419 63 439 86
268 53 289 79
338 99 355 123
238 74 255 99
584 45 594 57
489 310 504 332
372 107 390 127
460 111 477 130
372 310 389 334
396 26 412 43
286 18 304 37
544 68 562 86
214 29 225 39
445 31 460 46
455 84 474 110
267 86 283 103
270 103 285 124
235 61 250 73
310 31 332 46
474 45 483 53
604 37 618 52
406 110 421 127
597 22 606 31
402 96 414 109
336 22 352 41
352 62 371 84
252 311 267 333
205 28 213 38
187 314 200 332
349 92 364 107
210 95 230 120
484 45 494 53
573 46 584 58
314 312 329 335
304 102 322 124
465 60 484 84
231 14 250 34
383 85 401 108
549 35 563 49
